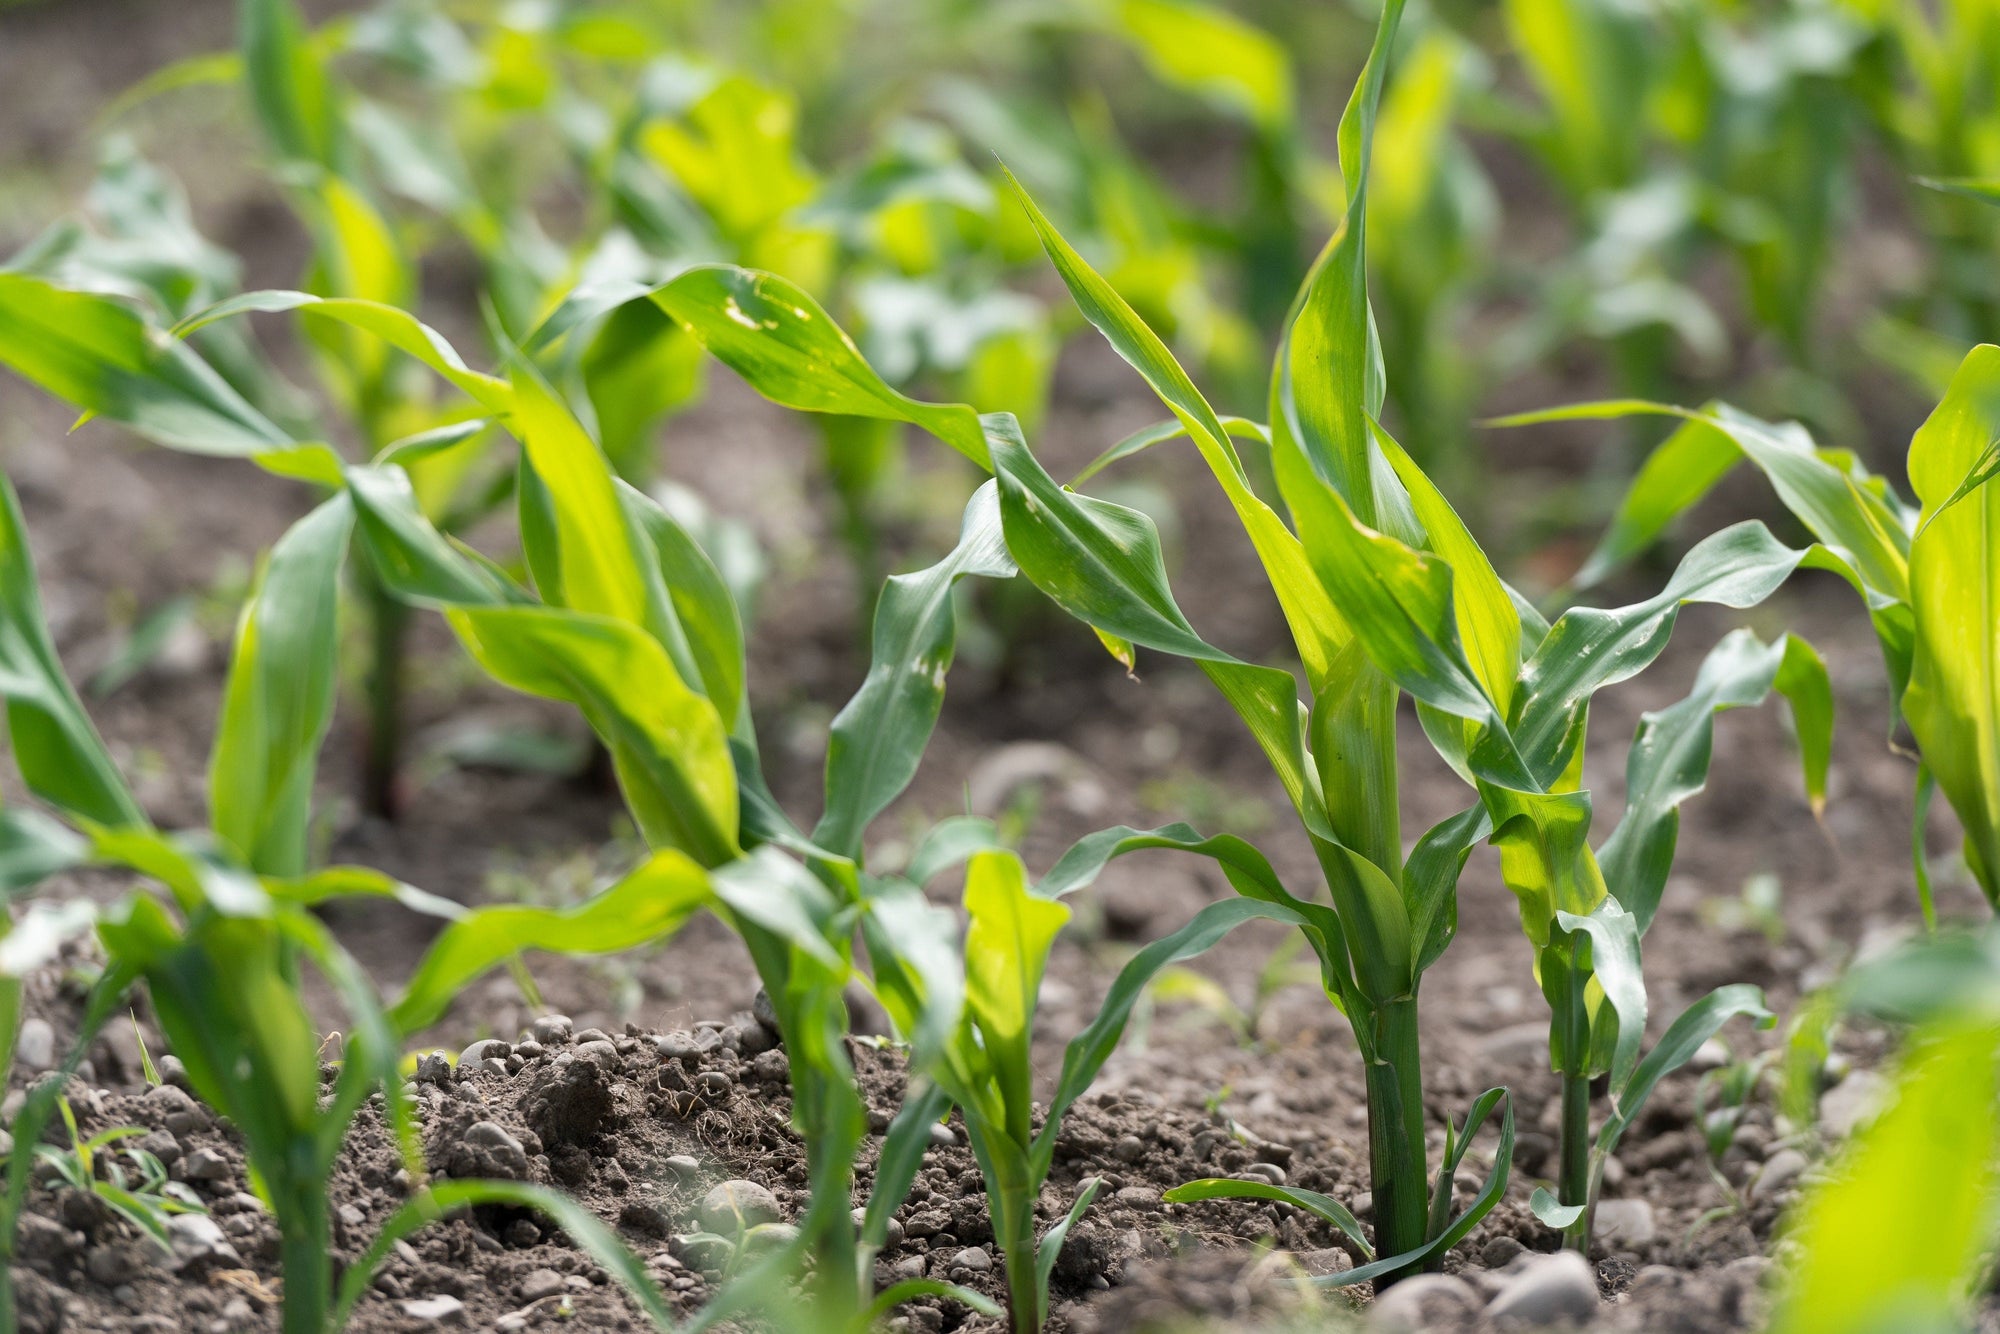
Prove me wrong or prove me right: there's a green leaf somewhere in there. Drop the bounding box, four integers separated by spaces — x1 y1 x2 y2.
1164 1178 1369 1254
1070 416 1270 488
335 1179 676 1331
815 484 1015 859
1555 900 1645 1088
1034 898 1312 1178
1596 628 1832 931
1405 804 1492 974
1034 1177 1105 1315
1597 984 1772 1161
0 808 90 896
620 481 748 730
651 265 990 468
0 473 145 829
1902 345 2000 906
1107 0 1293 130
964 850 1070 1145
209 495 353 877
344 465 523 607
1529 1186 1585 1229
1770 1016 2000 1334
390 850 712 1032
240 0 341 168
0 275 325 480
447 605 739 866
174 291 511 411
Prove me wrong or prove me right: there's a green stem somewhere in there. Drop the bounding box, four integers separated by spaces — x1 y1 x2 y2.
279 1193 333 1334
1365 996 1431 1284
1556 942 1595 1253
361 563 409 821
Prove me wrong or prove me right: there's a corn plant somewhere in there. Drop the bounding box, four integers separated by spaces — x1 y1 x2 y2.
1503 341 2000 918
24 1099 208 1251
0 471 717 1334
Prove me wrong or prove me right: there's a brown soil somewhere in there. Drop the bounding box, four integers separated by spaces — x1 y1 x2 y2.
0 1 1973 1331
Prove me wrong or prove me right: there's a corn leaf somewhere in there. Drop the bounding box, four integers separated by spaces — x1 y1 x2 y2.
390 850 712 1031
209 494 353 877
651 265 990 468
1597 628 1833 931
964 850 1070 1145
816 484 1015 859
0 474 145 829
1596 983 1772 1161
1902 345 2000 905
1107 0 1292 131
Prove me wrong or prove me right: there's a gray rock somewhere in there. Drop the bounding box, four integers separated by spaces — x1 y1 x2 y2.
400 1295 466 1323
458 1039 509 1069
446 1121 531 1180
1237 1162 1287 1186
744 1222 800 1255
1479 1235 1526 1268
1113 1135 1147 1163
574 1040 620 1071
949 1246 993 1273
1751 1148 1810 1201
926 1121 957 1149
157 1054 192 1090
529 1015 573 1046
698 1181 782 1236
518 1268 566 1302
696 1070 733 1098
414 1053 452 1086
1486 1251 1599 1327
513 1040 544 1062
1819 1071 1887 1138
751 988 782 1042
166 1213 242 1272
179 1148 231 1182
664 1154 701 1183
1594 1197 1656 1248
1369 1274 1481 1330
86 1243 149 1286
1297 1247 1351 1277
15 1018 55 1072
655 1031 703 1061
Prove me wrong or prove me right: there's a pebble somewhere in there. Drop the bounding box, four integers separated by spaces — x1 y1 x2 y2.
519 1268 566 1302
158 1054 192 1090
15 1018 55 1072
664 1154 701 1183
1369 1274 1481 1330
1113 1135 1147 1163
414 1053 452 1086
458 1039 509 1069
1486 1251 1599 1327
656 1032 703 1061
400 1295 466 1323
1114 1186 1159 1208
677 1234 735 1273
696 1070 734 1097
752 988 782 1039
1479 1235 1526 1268
745 1222 800 1254
950 1246 994 1273
1238 1162 1287 1186
927 1122 957 1149
699 1180 782 1236
1594 1197 1656 1248
529 1015 573 1046
165 1214 242 1271
1476 1021 1550 1067
574 1040 620 1071
179 1148 231 1182
86 1244 146 1286
1819 1070 1886 1137
1750 1148 1810 1201
514 1040 544 1062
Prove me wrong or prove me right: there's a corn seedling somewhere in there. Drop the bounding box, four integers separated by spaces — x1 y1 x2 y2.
0 472 718 1334
23 1099 206 1251
1503 341 2000 920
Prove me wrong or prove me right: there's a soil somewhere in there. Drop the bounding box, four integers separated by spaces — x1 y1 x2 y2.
0 0 1977 1331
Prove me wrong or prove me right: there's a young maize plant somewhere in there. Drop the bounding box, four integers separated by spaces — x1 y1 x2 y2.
1500 341 2000 919
643 0 1520 1287
0 477 705 1334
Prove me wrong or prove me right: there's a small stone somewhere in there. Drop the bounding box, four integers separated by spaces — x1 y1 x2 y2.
1298 1247 1351 1277
574 1040 620 1072
751 988 782 1040
519 1269 566 1302
415 1053 452 1086
15 1018 55 1072
1238 1162 1287 1186
656 1032 703 1061
1115 1186 1159 1208
166 1213 242 1272
400 1294 466 1323
1819 1071 1887 1138
87 1243 146 1286
158 1054 192 1089
1751 1148 1810 1201
664 1154 701 1183
676 1234 735 1274
1352 1191 1373 1219
137 1128 181 1164
744 1222 799 1254
696 1070 734 1098
699 1180 782 1236
727 1022 775 1057
529 1015 573 1045
505 1219 542 1247
1477 1021 1549 1067
458 1039 509 1069
1480 1235 1526 1268
514 1040 545 1062
1369 1273 1480 1330
575 1027 614 1046
1486 1251 1599 1327
449 1121 531 1180
180 1148 231 1182
927 1122 957 1149
950 1246 993 1273
1594 1198 1656 1248
1113 1135 1147 1164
